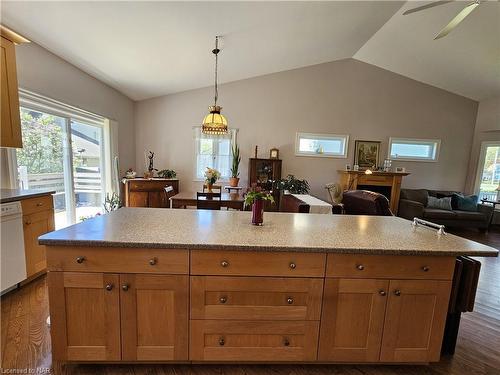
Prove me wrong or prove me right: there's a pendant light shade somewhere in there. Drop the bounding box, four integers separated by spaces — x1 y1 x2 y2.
202 36 228 135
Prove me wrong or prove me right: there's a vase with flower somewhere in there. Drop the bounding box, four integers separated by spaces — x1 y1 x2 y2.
204 167 221 193
244 186 275 225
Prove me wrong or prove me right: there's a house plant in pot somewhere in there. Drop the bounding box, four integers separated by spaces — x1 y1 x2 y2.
244 186 275 225
229 143 241 187
204 167 221 193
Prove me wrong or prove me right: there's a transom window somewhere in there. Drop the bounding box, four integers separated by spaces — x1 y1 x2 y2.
295 132 349 158
388 138 440 162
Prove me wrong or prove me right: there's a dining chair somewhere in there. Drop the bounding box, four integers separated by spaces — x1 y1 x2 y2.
196 192 222 210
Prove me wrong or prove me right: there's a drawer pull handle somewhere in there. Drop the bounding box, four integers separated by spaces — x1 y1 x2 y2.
356 264 365 271
149 257 157 266
394 289 401 296
422 266 430 272
283 338 290 347
219 337 225 346
105 284 114 291
289 262 296 270
379 290 386 296
122 284 130 291
36 202 43 207
220 260 229 268
25 221 32 225
287 297 294 304
219 296 227 304
76 256 85 264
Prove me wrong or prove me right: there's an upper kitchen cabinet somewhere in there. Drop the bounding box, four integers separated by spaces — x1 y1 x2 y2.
0 25 29 148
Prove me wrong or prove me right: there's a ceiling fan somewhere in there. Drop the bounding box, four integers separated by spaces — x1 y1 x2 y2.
403 0 481 40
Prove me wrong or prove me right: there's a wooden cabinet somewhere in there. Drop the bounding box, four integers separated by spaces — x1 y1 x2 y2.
319 278 389 362
319 277 452 363
190 320 319 361
120 274 188 361
248 158 282 211
48 272 189 361
21 195 55 277
48 272 121 361
0 26 29 148
380 279 451 362
123 178 179 208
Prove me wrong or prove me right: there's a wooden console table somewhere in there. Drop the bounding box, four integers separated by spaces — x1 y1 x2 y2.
338 171 409 215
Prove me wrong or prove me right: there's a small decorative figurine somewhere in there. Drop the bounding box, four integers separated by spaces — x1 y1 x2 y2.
254 145 258 159
147 151 158 174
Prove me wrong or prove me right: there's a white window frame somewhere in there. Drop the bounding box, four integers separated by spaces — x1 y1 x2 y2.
193 127 238 181
473 141 500 197
295 132 349 158
388 137 441 162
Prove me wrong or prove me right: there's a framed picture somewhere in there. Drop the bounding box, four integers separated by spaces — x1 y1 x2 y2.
354 140 381 169
269 148 279 159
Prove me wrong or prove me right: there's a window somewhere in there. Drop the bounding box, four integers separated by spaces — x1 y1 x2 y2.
388 138 440 161
12 90 110 229
194 127 237 180
295 132 349 158
475 141 500 201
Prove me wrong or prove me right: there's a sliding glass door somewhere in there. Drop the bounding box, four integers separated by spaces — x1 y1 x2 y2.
15 107 107 228
475 142 500 201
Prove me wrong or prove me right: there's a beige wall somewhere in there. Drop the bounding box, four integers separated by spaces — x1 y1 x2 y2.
13 42 136 170
135 58 478 200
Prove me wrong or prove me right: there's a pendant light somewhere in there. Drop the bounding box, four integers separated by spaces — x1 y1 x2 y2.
202 36 228 135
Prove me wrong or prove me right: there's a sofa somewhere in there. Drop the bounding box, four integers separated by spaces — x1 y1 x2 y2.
398 189 493 230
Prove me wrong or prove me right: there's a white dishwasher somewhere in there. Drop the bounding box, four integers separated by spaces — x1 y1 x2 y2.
1 201 27 293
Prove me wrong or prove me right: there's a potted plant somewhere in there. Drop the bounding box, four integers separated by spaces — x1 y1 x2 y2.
229 143 241 187
204 167 221 192
244 186 275 225
273 174 310 194
157 169 177 179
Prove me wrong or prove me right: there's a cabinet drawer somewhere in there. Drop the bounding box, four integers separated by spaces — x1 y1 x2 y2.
191 251 326 277
326 254 455 280
191 276 323 320
21 195 54 215
129 180 176 192
357 175 392 185
47 246 189 274
190 320 319 361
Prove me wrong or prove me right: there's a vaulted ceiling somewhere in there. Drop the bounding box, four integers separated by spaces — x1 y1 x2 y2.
1 1 499 102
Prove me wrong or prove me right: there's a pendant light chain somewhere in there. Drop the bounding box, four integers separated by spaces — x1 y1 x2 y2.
214 36 219 107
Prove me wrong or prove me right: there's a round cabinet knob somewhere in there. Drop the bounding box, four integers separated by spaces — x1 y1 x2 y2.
356 264 365 271
287 297 294 305
122 284 130 291
36 202 43 207
25 221 32 226
422 266 430 272
220 260 229 268
76 256 85 264
149 257 157 266
105 284 114 291
219 296 227 304
379 290 386 296
219 337 225 346
394 289 401 296
289 262 296 270
283 338 290 347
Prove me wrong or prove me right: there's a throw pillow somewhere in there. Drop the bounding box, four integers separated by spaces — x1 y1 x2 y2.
455 195 478 212
427 196 453 211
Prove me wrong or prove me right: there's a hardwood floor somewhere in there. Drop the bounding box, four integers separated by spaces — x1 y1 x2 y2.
1 228 499 375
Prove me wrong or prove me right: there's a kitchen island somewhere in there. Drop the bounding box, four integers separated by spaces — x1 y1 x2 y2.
39 208 498 366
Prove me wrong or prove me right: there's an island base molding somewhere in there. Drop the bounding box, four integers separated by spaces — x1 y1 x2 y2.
46 247 456 366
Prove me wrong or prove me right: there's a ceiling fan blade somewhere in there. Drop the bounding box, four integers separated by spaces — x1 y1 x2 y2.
403 1 454 16
434 1 480 39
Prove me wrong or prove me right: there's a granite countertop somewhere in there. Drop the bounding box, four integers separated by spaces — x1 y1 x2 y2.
0 188 55 204
39 208 498 257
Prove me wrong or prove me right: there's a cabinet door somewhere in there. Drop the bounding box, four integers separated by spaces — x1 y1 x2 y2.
128 191 148 207
47 272 121 361
23 209 54 277
380 279 451 363
0 36 22 148
318 278 389 362
120 274 189 361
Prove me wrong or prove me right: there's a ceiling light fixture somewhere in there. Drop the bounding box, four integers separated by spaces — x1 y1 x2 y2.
202 36 228 135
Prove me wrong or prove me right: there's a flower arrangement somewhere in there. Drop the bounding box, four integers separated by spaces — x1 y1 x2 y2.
204 167 221 185
244 188 275 208
244 185 274 225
